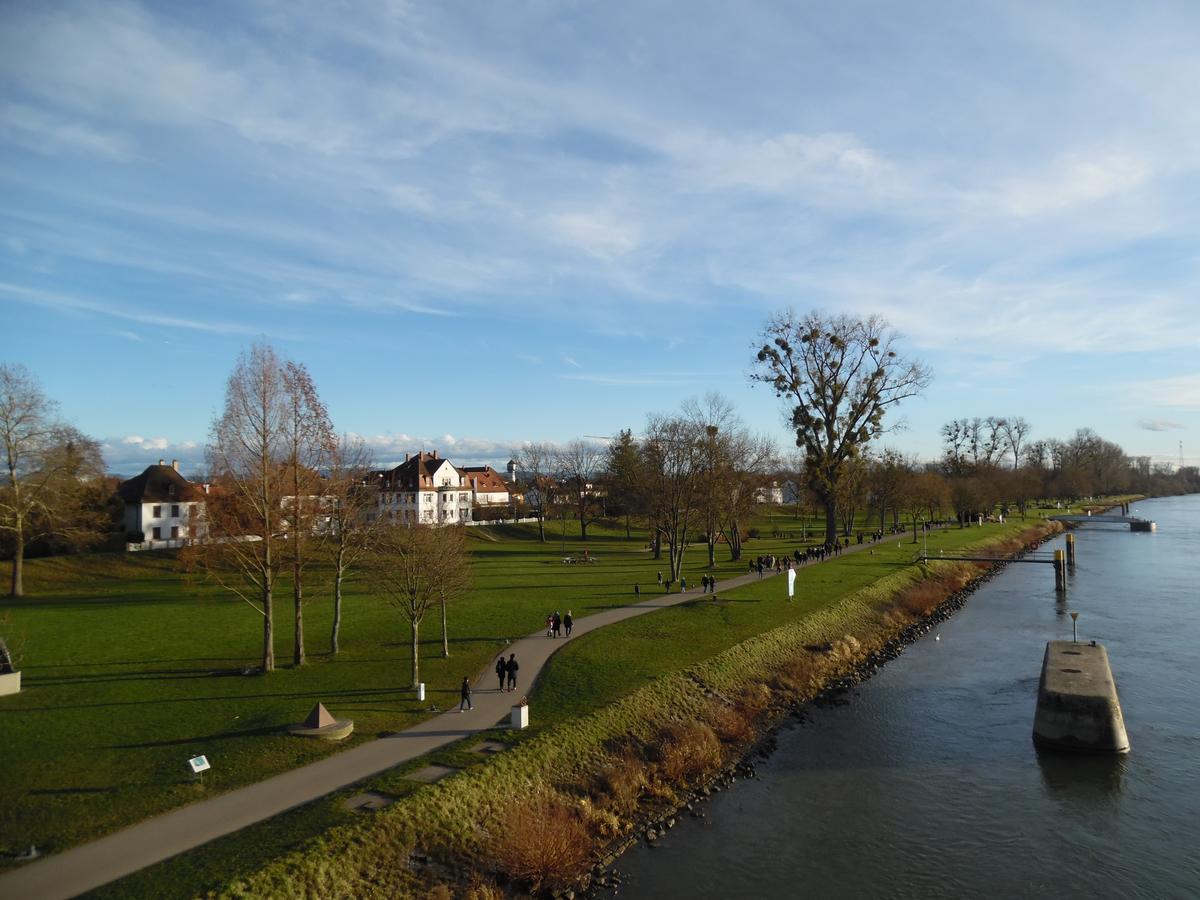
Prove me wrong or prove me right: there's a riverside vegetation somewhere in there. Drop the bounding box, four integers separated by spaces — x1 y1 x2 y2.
70 500 1135 898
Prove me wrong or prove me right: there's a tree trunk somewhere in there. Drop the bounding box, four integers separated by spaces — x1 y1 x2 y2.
824 498 838 546
624 514 631 539
440 592 449 658
728 520 743 561
706 535 717 568
410 619 420 687
262 583 275 672
9 530 23 597
652 530 662 560
293 561 305 667
537 513 545 542
330 567 343 655
580 506 589 541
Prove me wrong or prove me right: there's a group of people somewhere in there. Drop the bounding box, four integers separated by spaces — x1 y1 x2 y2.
459 652 522 711
545 610 573 638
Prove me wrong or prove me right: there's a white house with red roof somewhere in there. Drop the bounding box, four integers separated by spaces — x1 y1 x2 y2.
117 459 208 548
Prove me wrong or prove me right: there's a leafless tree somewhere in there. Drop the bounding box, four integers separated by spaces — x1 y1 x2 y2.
281 361 333 667
752 311 931 546
640 410 707 581
517 443 557 542
867 448 911 533
555 439 605 541
999 416 1032 470
185 342 288 672
326 435 380 655
1 364 105 596
366 523 471 686
686 394 773 565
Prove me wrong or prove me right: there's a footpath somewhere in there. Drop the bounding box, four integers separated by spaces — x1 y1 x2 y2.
0 540 895 899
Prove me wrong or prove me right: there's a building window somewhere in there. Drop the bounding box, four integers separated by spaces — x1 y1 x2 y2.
152 526 162 540
171 526 179 539
152 505 162 517
171 504 180 518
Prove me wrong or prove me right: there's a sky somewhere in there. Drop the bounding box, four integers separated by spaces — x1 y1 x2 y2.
2 0 1199 477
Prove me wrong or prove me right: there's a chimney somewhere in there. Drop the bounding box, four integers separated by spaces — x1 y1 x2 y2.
432 450 438 459
172 459 179 472
404 452 410 462
158 459 165 466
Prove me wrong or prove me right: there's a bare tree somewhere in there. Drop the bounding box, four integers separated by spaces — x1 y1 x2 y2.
516 443 557 543
281 361 333 667
366 523 471 686
752 311 931 546
868 448 911 533
326 435 379 655
185 342 288 672
999 416 1032 470
640 411 707 581
556 440 605 541
1 364 105 596
603 429 643 539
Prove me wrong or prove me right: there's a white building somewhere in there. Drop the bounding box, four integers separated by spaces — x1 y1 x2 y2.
754 481 785 505
376 451 473 525
460 465 511 508
118 460 208 548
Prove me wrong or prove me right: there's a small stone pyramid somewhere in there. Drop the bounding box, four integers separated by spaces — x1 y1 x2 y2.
303 702 337 729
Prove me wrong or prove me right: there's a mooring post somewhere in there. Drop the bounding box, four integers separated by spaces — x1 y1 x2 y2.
1065 533 1076 569
1054 549 1067 593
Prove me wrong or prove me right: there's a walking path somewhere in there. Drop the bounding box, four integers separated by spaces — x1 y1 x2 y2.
0 540 898 899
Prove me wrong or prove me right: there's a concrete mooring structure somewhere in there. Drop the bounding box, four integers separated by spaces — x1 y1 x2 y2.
1033 640 1129 753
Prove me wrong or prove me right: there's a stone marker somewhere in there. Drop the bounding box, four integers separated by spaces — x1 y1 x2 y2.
288 702 354 741
1033 641 1129 753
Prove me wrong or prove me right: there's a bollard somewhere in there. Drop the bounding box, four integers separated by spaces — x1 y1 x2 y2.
1065 533 1076 569
416 682 425 702
1054 549 1067 593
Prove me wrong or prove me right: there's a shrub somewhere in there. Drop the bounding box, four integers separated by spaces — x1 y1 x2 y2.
594 749 647 815
746 527 760 539
486 791 592 893
701 701 756 747
653 721 723 784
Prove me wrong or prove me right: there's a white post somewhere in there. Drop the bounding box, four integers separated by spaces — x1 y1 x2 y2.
416 682 425 701
511 704 529 729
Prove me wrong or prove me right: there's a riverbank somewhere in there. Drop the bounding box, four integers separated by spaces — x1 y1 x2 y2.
216 518 1065 897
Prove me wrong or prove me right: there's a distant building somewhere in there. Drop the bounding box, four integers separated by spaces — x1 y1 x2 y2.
117 459 208 548
755 480 784 505
376 451 473 525
460 465 511 508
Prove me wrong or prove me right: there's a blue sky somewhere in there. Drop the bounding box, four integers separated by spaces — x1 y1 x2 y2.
2 0 1198 476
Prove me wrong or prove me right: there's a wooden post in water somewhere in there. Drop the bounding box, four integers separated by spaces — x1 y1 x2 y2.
1065 533 1076 569
1054 549 1067 593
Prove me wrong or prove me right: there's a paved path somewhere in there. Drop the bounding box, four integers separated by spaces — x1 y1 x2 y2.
0 541 896 899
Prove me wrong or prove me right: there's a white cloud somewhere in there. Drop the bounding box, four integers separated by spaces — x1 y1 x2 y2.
980 153 1151 219
548 212 640 259
0 101 136 161
1127 375 1200 411
1137 418 1184 431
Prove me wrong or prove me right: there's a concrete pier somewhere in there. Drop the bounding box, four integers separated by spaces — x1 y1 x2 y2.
1033 641 1129 753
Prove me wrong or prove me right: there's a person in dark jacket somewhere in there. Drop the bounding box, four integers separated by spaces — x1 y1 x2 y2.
505 654 519 692
552 610 562 638
459 676 473 712
495 656 506 691
564 610 573 637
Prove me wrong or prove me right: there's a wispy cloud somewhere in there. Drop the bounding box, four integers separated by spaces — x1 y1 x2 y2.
1128 375 1200 411
561 372 702 387
1137 418 1184 432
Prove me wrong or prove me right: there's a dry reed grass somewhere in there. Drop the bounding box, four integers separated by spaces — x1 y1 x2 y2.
485 791 593 893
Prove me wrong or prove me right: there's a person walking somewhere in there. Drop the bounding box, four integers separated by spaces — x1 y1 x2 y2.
634 583 641 598
495 656 506 691
564 610 574 637
681 576 687 592
546 613 554 638
552 610 562 638
505 654 519 692
657 571 663 585
459 676 473 712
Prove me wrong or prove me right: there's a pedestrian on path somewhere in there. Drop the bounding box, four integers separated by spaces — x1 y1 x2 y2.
552 610 562 638
459 677 473 712
657 571 663 585
546 613 554 638
635 583 641 598
495 656 506 691
681 576 687 592
505 654 519 692
564 610 573 636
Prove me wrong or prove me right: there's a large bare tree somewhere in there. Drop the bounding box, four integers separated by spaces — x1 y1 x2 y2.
516 442 557 542
640 411 707 581
281 361 333 667
555 439 605 541
366 523 471 686
186 342 288 672
999 416 1032 470
752 311 931 545
1 364 105 596
326 435 379 655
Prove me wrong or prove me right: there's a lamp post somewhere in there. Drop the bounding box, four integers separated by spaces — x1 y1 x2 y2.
1070 611 1079 643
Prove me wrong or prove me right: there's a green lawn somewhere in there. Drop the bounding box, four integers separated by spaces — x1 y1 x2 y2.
0 502 1103 870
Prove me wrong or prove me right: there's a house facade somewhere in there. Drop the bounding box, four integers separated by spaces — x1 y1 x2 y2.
460 465 511 508
376 451 473 525
118 460 208 548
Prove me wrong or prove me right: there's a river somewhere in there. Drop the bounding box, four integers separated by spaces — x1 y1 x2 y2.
617 494 1200 899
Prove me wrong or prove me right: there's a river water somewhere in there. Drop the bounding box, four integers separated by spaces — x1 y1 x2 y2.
619 494 1200 899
